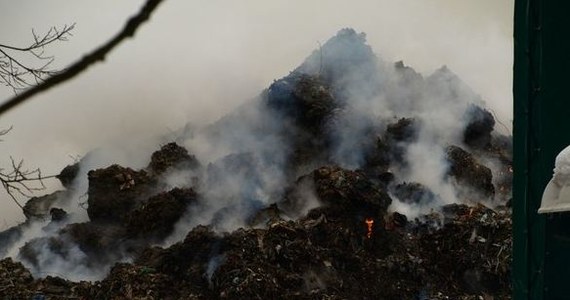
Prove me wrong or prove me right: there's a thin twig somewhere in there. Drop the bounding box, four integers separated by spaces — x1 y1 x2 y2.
0 129 58 212
0 24 75 52
0 24 74 92
488 108 511 135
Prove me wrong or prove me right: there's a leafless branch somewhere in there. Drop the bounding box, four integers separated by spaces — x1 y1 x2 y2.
0 126 12 140
0 24 74 52
0 157 57 211
0 0 166 116
0 129 57 212
0 24 74 92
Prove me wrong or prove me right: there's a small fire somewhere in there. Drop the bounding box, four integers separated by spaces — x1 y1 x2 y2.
365 218 374 239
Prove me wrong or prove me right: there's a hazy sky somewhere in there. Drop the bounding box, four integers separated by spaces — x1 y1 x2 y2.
0 0 513 227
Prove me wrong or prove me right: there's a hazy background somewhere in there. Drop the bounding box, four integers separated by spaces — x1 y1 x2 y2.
0 0 513 228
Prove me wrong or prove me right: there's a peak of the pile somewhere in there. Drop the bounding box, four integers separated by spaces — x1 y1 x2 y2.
294 28 378 82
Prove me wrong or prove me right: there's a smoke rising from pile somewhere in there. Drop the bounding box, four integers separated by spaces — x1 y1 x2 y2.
164 28 506 244
0 1 512 282
0 0 512 227
1 28 509 281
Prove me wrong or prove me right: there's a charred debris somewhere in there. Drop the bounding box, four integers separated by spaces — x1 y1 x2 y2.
0 29 512 299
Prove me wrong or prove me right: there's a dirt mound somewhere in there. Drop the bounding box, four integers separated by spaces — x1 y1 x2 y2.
148 142 200 175
126 187 198 239
0 226 23 257
280 165 391 223
56 161 80 189
15 143 202 272
362 118 420 179
463 104 495 150
266 74 338 167
392 182 439 206
267 75 336 131
312 166 391 215
60 222 127 260
86 143 199 225
295 28 378 89
22 191 68 220
446 145 495 199
386 117 419 142
87 164 155 223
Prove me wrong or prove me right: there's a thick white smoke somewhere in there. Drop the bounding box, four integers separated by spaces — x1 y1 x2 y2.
0 0 512 228
0 0 512 282
1 28 510 282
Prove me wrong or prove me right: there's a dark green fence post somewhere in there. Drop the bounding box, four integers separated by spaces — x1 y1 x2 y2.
514 1 570 299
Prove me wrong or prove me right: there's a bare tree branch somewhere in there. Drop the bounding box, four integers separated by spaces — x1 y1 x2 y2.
0 126 12 140
0 0 165 116
0 129 57 212
0 24 74 52
0 24 74 93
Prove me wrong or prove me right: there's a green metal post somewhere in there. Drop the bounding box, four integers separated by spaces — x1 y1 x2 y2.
513 1 532 299
514 1 570 299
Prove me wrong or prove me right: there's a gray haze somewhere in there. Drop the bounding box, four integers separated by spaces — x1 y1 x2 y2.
0 0 513 228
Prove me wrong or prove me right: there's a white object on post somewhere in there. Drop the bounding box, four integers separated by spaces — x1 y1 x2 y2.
539 145 570 213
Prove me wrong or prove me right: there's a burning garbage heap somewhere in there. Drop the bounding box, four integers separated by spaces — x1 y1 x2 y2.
0 28 512 299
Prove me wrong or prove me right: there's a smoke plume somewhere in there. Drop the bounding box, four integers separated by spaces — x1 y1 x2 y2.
0 1 512 282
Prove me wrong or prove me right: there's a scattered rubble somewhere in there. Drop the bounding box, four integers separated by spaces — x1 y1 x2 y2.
0 202 511 300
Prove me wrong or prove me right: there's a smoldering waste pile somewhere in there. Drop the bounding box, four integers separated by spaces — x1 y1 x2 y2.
0 29 512 299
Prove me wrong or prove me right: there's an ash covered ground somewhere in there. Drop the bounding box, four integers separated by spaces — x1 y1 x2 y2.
0 29 512 299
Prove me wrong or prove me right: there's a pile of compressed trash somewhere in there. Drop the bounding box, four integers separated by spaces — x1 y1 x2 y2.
0 28 512 300
0 191 511 299
0 146 512 299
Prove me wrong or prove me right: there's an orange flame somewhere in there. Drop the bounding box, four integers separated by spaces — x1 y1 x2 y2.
365 218 374 239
